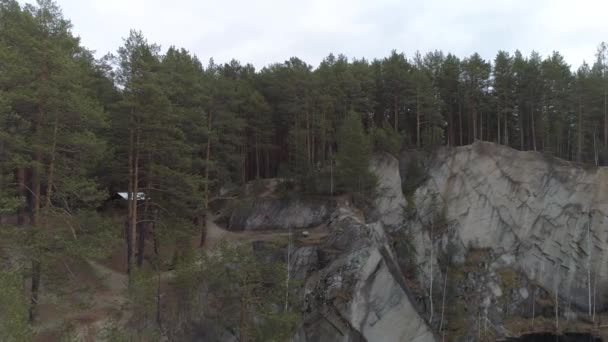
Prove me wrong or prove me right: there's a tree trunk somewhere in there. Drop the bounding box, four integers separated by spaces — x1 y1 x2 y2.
127 125 134 276
44 116 58 209
594 128 599 166
604 88 608 149
448 108 454 147
394 98 399 132
555 283 559 333
137 178 151 268
458 100 463 146
29 260 41 322
306 110 311 167
497 104 501 145
519 109 525 150
284 227 291 311
15 168 26 225
129 127 140 278
578 99 583 163
567 126 571 161
472 102 477 143
531 110 537 151
255 133 260 179
532 289 536 326
200 110 213 247
329 145 334 196
439 266 448 336
504 107 509 146
480 110 483 142
416 90 421 148
241 141 247 184
151 209 161 326
429 220 434 323
29 62 48 321
587 217 592 317
240 292 249 342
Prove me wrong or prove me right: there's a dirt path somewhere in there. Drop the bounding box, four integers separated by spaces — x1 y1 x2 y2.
204 215 329 249
33 261 129 340
88 260 128 293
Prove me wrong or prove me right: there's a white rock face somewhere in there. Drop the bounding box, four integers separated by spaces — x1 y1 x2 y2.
410 141 608 311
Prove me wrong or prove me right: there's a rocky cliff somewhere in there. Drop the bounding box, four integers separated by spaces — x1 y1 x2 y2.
224 141 608 341
405 141 608 340
291 207 435 342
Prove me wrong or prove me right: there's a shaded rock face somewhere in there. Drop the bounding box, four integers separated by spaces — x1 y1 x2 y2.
369 153 406 230
292 209 436 342
228 197 333 231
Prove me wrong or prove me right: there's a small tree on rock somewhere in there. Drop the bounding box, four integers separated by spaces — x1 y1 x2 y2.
336 111 376 194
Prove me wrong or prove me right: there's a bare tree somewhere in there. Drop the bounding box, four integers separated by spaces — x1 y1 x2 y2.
429 219 434 323
532 289 535 327
587 216 592 317
439 267 448 337
284 227 291 311
555 280 559 334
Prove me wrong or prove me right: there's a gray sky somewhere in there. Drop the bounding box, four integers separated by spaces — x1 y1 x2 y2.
20 0 608 69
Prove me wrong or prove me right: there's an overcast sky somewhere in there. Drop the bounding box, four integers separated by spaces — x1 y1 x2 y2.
19 0 608 69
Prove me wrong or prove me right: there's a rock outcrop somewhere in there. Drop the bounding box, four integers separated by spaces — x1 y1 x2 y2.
292 208 436 342
369 153 407 230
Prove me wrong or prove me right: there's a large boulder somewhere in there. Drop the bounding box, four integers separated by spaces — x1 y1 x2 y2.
228 197 334 231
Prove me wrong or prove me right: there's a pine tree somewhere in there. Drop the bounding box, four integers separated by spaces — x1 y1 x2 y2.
382 51 411 132
438 54 461 146
335 111 375 194
462 53 491 143
1 0 112 321
493 51 515 146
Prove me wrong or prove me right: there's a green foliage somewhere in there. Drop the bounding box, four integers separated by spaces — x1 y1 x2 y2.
335 111 376 194
0 194 23 215
128 269 159 327
99 321 131 342
201 242 297 341
421 126 445 149
0 270 31 342
372 123 403 155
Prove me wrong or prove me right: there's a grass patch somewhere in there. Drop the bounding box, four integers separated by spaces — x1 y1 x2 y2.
496 267 518 290
462 248 490 272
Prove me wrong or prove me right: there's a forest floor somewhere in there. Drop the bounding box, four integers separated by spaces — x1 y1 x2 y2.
33 216 331 340
33 260 128 341
32 179 336 340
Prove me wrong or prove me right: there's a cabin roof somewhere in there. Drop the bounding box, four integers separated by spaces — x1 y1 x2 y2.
116 192 146 200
